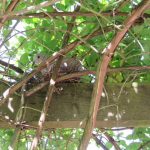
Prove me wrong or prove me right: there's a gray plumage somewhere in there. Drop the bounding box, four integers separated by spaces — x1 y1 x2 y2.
34 53 85 76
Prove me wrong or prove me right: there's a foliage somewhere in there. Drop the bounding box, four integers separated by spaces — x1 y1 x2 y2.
0 128 150 149
0 0 150 149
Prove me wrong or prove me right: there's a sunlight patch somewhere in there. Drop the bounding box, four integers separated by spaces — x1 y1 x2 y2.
79 121 83 126
4 115 10 120
8 98 14 113
50 79 55 85
63 62 68 67
102 92 105 97
108 112 114 117
116 113 122 120
52 52 58 56
132 82 138 93
8 146 13 150
3 88 10 98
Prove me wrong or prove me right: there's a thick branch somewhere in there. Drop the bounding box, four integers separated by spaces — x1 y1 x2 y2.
9 11 128 19
0 0 20 29
79 1 150 150
6 0 20 12
0 59 24 74
7 11 150 20
57 65 150 81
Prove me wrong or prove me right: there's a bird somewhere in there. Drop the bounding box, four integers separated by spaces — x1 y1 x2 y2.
33 53 85 81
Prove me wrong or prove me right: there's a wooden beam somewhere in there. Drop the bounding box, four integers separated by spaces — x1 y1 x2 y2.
0 82 150 128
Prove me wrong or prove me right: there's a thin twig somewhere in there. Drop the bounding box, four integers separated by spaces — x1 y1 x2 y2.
92 133 109 150
0 20 20 49
103 132 121 150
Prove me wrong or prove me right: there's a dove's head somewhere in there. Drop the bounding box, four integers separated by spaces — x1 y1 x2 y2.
33 53 46 65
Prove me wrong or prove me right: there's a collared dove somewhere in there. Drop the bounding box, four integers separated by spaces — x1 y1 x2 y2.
34 53 85 77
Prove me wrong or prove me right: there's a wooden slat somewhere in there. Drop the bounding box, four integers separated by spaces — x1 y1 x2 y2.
0 83 150 128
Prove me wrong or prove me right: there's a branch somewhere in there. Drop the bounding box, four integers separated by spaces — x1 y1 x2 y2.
0 59 24 74
30 5 80 149
103 132 121 150
30 57 61 150
0 0 20 29
0 70 19 80
25 65 150 97
92 133 109 150
9 84 26 149
0 20 20 49
6 0 20 12
9 0 60 16
25 82 48 97
79 1 150 150
108 66 150 72
0 0 59 29
138 141 150 150
57 66 150 82
7 11 150 20
0 26 112 106
115 0 130 12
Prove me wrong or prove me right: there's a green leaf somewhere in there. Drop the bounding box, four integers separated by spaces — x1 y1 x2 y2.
116 73 124 82
19 53 29 66
56 3 66 11
127 142 140 150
